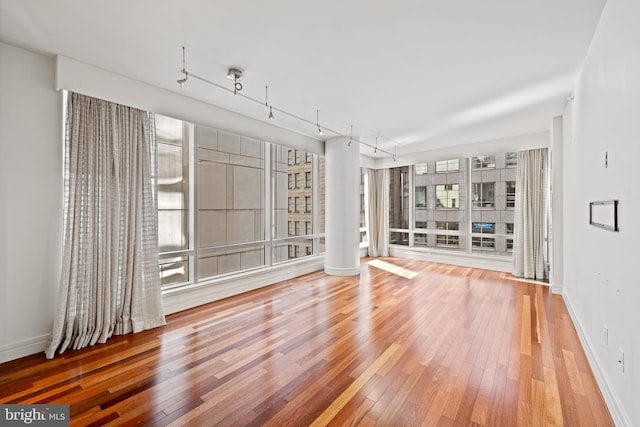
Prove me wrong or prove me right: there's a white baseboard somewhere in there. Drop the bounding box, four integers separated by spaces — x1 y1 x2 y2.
562 290 630 427
0 334 50 364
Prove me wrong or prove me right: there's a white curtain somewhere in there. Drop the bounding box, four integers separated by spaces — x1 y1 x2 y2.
367 168 390 257
46 93 165 359
513 148 548 280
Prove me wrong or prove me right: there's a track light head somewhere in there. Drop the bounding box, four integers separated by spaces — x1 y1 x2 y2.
176 71 188 87
374 147 377 155
318 126 323 136
268 106 274 120
227 68 243 81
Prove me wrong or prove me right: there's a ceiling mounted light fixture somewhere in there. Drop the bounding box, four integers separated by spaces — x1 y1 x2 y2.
172 47 399 156
176 46 188 87
316 110 323 136
348 125 353 147
227 68 243 93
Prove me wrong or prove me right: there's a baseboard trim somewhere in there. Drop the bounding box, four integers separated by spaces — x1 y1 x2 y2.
562 289 630 426
0 334 50 364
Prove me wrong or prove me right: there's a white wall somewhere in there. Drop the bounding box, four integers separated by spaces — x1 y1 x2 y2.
0 42 62 362
562 0 640 424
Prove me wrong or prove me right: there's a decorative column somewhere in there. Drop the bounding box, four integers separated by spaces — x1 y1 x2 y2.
324 136 360 275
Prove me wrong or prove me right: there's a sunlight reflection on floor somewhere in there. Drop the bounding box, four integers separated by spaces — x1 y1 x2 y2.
366 259 418 279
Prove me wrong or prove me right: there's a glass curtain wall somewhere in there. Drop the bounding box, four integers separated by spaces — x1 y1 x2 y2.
156 114 325 289
389 152 518 258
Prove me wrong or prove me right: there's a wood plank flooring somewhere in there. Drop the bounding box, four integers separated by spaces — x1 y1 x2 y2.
0 258 613 426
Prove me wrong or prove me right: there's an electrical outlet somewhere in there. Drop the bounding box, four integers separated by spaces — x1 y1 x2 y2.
603 325 608 345
618 348 624 373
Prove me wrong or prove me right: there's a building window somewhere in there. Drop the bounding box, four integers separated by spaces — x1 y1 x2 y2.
506 152 518 168
436 221 459 230
295 221 303 235
295 150 304 164
506 223 514 234
415 221 427 229
295 197 301 213
306 246 312 256
506 239 514 251
288 245 295 259
436 235 460 247
415 186 427 208
472 237 495 249
305 171 312 188
295 173 301 188
288 221 295 236
435 184 459 209
472 182 495 208
305 196 311 213
472 222 495 234
288 149 295 165
506 181 516 208
305 221 312 235
415 163 428 175
435 159 459 173
288 173 294 189
288 197 294 213
305 152 312 163
472 155 496 169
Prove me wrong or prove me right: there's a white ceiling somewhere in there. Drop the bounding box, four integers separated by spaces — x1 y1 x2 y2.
0 0 606 157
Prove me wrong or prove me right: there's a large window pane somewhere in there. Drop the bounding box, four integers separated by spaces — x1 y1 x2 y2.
389 166 409 229
197 126 265 249
157 115 189 252
436 184 460 208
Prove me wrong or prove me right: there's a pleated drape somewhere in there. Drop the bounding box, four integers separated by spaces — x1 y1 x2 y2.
512 148 548 280
46 93 165 359
367 168 390 257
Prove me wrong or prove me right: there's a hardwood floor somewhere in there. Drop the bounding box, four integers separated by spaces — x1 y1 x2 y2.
0 258 613 426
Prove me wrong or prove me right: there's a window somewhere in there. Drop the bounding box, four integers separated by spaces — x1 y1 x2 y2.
415 163 428 175
472 222 495 234
288 149 295 165
389 167 410 243
435 184 459 208
288 174 293 189
506 152 518 168
295 197 301 213
306 246 313 256
472 237 495 249
295 173 301 188
472 182 495 208
306 221 312 235
295 150 304 164
415 221 427 229
197 127 265 280
506 181 516 208
472 155 496 169
288 221 295 236
506 223 514 234
157 115 189 253
436 222 459 230
437 235 460 247
305 196 311 213
305 152 312 163
295 221 303 236
506 239 514 250
305 171 311 188
288 197 294 213
436 159 459 172
415 186 427 208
